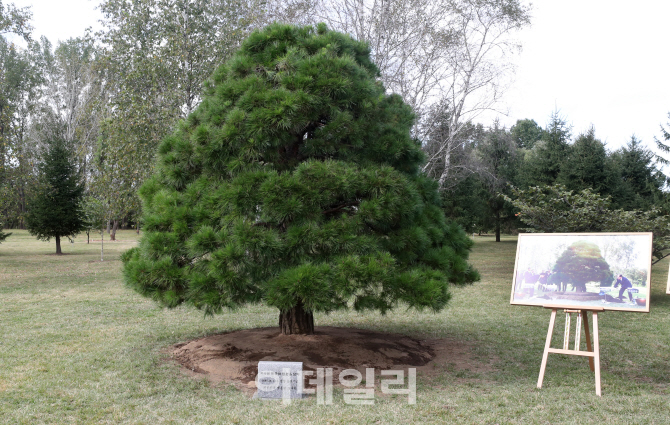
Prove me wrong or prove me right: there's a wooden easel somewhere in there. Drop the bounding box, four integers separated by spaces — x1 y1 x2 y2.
537 304 603 396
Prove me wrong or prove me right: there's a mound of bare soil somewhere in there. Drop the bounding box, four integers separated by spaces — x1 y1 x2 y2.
171 326 493 395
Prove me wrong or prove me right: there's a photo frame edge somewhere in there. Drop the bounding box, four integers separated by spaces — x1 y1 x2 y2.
510 232 653 313
509 233 526 305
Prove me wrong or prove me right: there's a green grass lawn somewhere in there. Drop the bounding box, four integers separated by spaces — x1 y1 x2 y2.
1 230 669 424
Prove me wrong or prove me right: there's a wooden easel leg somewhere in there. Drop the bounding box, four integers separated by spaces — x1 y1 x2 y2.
563 312 571 350
574 313 582 351
593 312 601 397
537 309 557 389
582 311 594 372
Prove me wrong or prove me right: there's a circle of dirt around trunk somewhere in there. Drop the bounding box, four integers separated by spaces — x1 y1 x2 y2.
170 326 493 395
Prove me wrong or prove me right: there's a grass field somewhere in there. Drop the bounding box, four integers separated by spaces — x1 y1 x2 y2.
1 230 670 424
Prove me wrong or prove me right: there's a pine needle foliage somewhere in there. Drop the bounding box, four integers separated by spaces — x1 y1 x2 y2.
121 23 479 333
25 138 85 254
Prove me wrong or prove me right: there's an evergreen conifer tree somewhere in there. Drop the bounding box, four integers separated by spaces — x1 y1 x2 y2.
122 24 479 335
613 136 665 210
557 128 612 195
518 112 571 187
25 139 85 254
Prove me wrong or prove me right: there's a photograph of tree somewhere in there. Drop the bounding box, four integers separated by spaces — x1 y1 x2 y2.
511 233 652 312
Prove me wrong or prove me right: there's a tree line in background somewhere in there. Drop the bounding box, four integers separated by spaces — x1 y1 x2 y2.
1 0 669 253
442 113 670 243
1 0 313 241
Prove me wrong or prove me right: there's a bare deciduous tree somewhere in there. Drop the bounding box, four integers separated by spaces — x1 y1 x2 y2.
309 0 531 190
313 0 457 115
420 0 530 189
35 36 100 177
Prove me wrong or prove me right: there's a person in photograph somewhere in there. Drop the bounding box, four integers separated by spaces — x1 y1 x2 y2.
523 268 537 284
614 274 634 302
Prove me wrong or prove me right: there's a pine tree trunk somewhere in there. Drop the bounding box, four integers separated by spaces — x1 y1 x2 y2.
56 235 62 255
279 300 314 335
19 185 26 229
495 211 501 242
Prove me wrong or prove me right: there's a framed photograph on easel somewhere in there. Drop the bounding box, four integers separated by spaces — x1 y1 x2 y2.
511 233 652 313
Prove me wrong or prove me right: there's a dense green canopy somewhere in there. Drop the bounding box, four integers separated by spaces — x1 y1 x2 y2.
552 241 613 291
122 23 479 333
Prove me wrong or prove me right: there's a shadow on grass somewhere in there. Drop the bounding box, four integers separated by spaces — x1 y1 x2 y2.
1 248 102 257
650 293 670 308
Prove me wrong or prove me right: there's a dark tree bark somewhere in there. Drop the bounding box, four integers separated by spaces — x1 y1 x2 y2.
279 299 314 335
55 235 62 255
495 211 501 242
110 220 119 241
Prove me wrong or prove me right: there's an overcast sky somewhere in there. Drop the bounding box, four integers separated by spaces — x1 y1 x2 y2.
9 0 670 152
503 0 670 151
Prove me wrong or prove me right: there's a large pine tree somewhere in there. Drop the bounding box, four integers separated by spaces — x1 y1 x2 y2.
25 138 85 254
122 24 479 335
